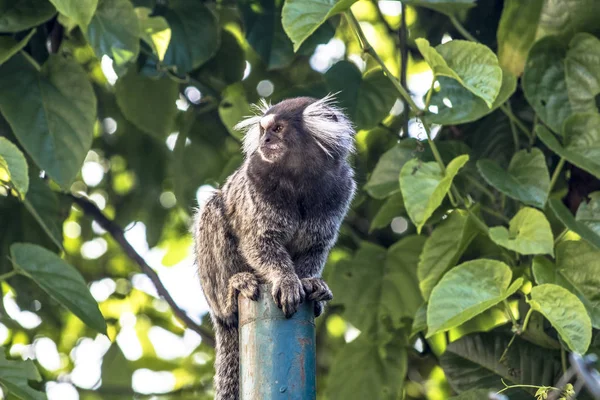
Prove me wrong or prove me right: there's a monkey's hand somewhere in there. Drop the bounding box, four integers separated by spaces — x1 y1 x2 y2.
225 272 260 315
271 274 305 318
301 277 333 302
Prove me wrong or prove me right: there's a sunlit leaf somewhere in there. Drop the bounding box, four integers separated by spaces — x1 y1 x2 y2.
0 137 28 198
0 54 96 189
416 38 502 107
400 154 469 233
403 0 475 15
136 7 171 61
529 284 592 354
427 259 521 336
536 115 600 179
548 198 600 251
0 0 55 32
476 148 550 209
418 209 479 299
0 352 45 400
364 139 418 199
49 0 98 28
218 83 251 140
489 207 554 256
87 0 141 66
0 29 35 65
10 243 107 334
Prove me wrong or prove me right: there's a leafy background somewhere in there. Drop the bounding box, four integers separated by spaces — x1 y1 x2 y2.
0 0 600 399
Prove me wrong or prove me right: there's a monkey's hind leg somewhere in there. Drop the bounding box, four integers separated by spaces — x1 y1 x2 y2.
225 272 260 315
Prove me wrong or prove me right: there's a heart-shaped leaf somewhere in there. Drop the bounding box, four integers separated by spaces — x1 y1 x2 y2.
86 0 141 66
537 114 600 179
369 193 405 232
162 0 219 73
136 7 171 62
418 209 479 299
115 66 179 139
400 154 469 233
576 192 600 237
529 284 591 354
403 0 475 15
522 36 571 134
565 33 600 113
325 61 398 131
0 352 45 400
10 243 107 334
282 0 356 51
49 0 98 28
477 148 550 208
0 137 28 199
549 198 600 251
426 70 516 125
0 54 96 189
489 207 554 256
0 29 35 65
427 259 522 336
0 0 56 32
364 140 418 199
533 240 600 328
416 39 502 107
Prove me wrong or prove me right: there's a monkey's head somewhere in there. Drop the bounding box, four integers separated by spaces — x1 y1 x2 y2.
235 95 354 168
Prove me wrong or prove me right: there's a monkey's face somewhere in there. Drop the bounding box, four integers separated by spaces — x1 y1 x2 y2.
235 95 355 166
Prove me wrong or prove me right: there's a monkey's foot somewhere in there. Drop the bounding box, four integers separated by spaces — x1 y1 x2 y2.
301 277 333 302
272 274 305 318
225 272 260 314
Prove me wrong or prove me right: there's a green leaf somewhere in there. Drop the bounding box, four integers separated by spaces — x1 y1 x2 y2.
23 178 67 250
364 140 418 199
0 29 35 65
449 389 496 400
331 237 425 339
115 67 179 139
565 33 600 113
0 54 96 189
0 137 28 198
400 154 469 233
529 284 592 354
162 0 220 73
549 198 600 251
535 0 600 39
10 243 107 334
427 259 521 336
0 352 45 400
476 148 550 209
218 83 251 141
282 0 355 51
576 192 600 237
426 70 516 125
86 0 141 66
403 0 475 15
489 207 554 256
441 332 562 396
0 0 56 32
416 39 502 108
522 36 571 134
102 344 133 387
370 193 404 232
49 0 98 27
136 7 171 62
418 209 479 299
534 240 600 329
327 336 407 400
536 115 600 179
496 0 544 76
325 61 398 131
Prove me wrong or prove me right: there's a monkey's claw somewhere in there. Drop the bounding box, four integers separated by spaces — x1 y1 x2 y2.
301 277 333 302
272 275 305 318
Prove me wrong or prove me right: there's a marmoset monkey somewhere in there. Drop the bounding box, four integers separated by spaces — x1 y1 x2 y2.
193 95 356 399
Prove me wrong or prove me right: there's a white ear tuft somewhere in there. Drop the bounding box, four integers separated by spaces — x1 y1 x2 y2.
234 99 271 155
303 93 355 157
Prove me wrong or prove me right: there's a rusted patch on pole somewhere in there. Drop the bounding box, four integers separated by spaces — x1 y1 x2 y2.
239 284 316 399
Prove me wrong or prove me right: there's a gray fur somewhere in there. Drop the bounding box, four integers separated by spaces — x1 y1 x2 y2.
193 96 356 399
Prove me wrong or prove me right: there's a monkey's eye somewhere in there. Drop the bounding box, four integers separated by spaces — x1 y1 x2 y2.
273 124 283 133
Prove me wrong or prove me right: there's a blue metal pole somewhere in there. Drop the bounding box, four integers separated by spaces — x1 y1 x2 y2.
239 284 316 400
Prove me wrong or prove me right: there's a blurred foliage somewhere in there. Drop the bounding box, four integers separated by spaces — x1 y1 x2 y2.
0 0 600 399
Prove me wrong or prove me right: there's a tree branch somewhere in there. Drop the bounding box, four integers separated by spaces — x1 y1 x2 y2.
69 194 215 347
399 2 409 136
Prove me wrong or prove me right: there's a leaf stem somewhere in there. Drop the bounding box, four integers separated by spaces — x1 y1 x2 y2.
497 383 559 395
481 206 510 223
20 50 41 71
561 345 568 374
0 270 18 281
23 197 64 251
529 115 538 148
449 15 478 42
506 102 519 152
503 299 517 326
549 157 566 193
399 2 409 136
345 11 421 114
500 105 532 140
554 228 568 245
521 308 534 332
